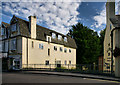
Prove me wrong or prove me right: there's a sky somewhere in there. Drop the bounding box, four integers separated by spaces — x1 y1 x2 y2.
0 1 119 35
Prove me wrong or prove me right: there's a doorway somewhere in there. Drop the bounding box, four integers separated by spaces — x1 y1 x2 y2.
55 61 61 68
13 59 20 70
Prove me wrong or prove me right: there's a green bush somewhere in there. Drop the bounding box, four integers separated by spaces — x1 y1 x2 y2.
70 67 76 70
55 66 67 70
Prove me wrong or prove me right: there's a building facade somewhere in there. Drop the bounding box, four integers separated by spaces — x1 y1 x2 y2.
104 2 120 72
0 15 77 70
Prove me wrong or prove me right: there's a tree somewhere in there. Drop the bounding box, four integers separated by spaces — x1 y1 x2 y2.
99 29 106 55
68 23 101 64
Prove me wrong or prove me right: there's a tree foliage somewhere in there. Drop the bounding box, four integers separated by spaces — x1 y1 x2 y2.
68 23 102 64
99 28 106 55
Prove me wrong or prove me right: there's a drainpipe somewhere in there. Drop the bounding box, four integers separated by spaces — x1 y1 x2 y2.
111 30 113 74
26 38 28 68
7 28 10 70
111 27 119 74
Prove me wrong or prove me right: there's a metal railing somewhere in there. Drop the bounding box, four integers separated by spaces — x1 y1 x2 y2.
2 63 115 76
22 64 76 70
21 64 115 75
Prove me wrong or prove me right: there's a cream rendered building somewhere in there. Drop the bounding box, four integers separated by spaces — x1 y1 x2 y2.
104 1 120 72
1 15 77 70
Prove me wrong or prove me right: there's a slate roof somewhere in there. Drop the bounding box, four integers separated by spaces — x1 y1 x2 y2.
110 15 120 27
11 15 77 49
2 22 10 28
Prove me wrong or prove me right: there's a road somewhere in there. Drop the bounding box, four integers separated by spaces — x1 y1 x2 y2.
2 72 119 83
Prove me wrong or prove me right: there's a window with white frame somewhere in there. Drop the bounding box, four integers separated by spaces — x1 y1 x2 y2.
11 39 16 50
64 37 67 42
69 49 71 53
13 60 20 69
58 35 62 40
45 60 49 65
48 48 50 56
8 29 10 38
52 33 56 39
108 52 110 56
0 42 2 52
69 60 71 64
32 41 34 48
1 28 4 35
11 24 17 32
2 42 5 51
65 60 67 65
39 43 43 49
60 47 63 52
4 29 6 35
5 41 8 52
46 36 51 42
64 48 67 53
54 46 57 51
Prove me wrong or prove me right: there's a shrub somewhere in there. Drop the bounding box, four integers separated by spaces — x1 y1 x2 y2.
55 66 67 70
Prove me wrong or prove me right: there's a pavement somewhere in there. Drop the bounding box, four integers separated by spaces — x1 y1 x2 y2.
21 71 120 83
3 72 119 84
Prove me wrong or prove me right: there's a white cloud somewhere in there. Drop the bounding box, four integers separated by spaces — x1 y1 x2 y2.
115 2 119 14
1 0 83 2
92 4 106 29
91 2 119 35
2 2 81 34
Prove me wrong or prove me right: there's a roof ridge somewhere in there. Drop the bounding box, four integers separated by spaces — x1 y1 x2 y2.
2 22 10 25
1 22 10 28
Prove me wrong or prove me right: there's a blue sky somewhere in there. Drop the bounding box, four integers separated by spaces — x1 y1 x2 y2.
1 1 118 35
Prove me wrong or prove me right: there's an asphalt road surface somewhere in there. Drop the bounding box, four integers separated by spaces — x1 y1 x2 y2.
2 72 119 83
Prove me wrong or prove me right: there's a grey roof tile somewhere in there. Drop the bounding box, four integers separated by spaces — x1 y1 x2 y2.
4 16 77 49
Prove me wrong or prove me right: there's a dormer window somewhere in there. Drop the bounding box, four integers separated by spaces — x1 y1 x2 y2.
64 37 67 42
54 46 57 51
39 43 43 49
46 36 51 42
64 48 67 53
58 35 62 40
69 49 71 53
11 24 16 32
60 47 63 52
52 33 56 39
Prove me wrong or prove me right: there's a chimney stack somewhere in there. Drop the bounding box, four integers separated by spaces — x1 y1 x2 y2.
28 16 36 39
106 1 115 24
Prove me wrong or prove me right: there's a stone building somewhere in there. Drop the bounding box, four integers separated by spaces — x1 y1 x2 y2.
104 1 120 73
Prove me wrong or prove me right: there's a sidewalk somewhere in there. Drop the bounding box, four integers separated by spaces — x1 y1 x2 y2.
21 71 120 82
